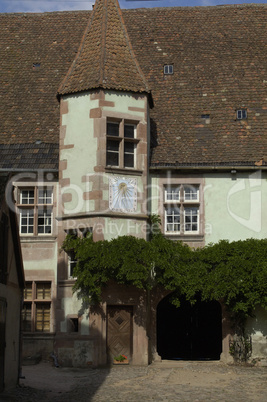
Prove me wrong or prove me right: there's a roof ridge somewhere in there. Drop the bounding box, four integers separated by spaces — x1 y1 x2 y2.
57 7 96 94
100 0 107 86
116 0 149 92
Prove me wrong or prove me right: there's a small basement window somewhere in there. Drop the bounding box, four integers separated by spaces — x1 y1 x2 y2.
69 317 79 333
237 109 247 120
164 65 173 75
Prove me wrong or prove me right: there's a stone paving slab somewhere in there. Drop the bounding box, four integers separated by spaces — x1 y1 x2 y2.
0 361 266 401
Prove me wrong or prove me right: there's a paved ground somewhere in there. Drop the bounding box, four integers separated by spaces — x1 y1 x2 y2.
1 360 266 401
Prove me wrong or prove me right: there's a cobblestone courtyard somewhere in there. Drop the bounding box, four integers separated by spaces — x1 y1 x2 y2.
1 360 266 401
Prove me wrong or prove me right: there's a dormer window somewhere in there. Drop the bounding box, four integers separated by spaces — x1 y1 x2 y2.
164 65 173 75
106 120 138 169
33 63 41 70
237 109 247 120
201 114 210 124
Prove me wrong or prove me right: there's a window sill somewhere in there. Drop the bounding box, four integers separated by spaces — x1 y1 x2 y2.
58 279 76 286
105 166 143 176
20 236 57 243
164 234 204 242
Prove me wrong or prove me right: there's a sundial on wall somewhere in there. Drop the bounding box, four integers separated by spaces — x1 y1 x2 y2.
109 177 137 213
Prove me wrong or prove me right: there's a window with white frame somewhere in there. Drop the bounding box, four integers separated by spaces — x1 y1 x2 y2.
17 186 53 235
22 281 51 332
164 184 200 234
106 120 138 169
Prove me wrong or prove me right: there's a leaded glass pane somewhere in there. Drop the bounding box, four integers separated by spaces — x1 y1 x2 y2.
107 122 119 136
124 141 134 168
124 124 135 138
36 303 50 332
36 282 51 300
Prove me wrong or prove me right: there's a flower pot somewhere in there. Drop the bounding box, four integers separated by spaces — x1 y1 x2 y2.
113 359 129 365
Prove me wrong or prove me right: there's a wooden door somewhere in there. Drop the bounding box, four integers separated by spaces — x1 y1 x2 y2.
107 305 133 363
0 299 6 392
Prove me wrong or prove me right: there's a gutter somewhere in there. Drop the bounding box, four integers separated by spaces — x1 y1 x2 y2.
0 169 58 173
149 165 267 171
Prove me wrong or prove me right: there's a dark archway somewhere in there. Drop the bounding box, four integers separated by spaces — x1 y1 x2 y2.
157 294 222 360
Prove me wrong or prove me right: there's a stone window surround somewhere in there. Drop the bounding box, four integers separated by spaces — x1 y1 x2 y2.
14 181 57 238
164 184 200 235
158 176 204 241
106 117 140 170
22 280 52 333
100 106 147 175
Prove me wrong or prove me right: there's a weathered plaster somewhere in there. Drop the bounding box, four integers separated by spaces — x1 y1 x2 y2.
105 91 146 119
246 306 267 360
21 242 57 271
60 294 89 336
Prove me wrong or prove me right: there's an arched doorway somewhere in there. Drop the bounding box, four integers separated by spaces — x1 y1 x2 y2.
157 294 222 360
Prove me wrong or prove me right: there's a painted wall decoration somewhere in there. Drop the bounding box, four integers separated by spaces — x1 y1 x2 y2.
109 177 137 213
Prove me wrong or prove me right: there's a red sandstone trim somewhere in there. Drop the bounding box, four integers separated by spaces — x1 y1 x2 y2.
59 160 68 171
90 90 105 101
61 144 74 150
94 166 105 173
128 106 145 113
81 175 90 183
99 100 115 107
60 178 70 188
60 126 67 141
84 190 103 200
61 100 69 115
90 108 102 118
62 193 72 203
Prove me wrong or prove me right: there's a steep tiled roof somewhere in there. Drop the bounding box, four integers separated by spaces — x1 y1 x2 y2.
0 10 90 170
0 144 58 170
0 4 267 168
0 11 90 146
123 5 267 166
58 0 149 95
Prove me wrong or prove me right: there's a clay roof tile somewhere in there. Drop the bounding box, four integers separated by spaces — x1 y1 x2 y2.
58 0 150 95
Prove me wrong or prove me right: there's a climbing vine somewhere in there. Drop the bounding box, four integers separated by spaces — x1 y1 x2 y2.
62 232 267 328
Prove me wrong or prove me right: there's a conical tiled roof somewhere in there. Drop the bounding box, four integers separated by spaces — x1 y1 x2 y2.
58 0 150 95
